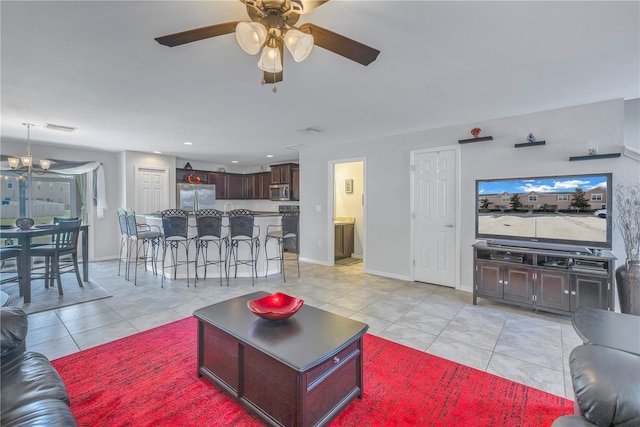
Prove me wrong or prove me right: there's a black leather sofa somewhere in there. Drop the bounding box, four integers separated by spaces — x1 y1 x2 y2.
552 344 640 427
1 306 78 426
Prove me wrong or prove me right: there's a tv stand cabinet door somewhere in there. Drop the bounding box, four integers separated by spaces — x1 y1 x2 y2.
572 274 609 311
474 261 503 302
503 266 534 306
535 270 571 312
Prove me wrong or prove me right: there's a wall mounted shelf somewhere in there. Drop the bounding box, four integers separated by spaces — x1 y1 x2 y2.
458 136 493 144
515 140 546 148
569 153 621 161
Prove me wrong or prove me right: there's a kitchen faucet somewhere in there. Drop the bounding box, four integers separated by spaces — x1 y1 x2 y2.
223 202 234 214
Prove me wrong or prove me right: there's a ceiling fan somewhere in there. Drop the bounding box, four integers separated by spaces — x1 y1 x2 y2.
154 0 380 85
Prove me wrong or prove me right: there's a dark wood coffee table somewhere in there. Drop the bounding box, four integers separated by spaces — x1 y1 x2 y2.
193 292 369 427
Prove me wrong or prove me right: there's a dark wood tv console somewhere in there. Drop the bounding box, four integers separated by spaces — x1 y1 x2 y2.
472 241 616 315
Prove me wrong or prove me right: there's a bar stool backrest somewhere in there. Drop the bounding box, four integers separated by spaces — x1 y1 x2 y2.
228 209 255 239
124 209 142 238
161 209 189 240
282 213 299 240
195 209 224 239
116 209 128 238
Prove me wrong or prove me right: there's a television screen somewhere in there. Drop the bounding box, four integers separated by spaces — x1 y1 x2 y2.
476 173 612 250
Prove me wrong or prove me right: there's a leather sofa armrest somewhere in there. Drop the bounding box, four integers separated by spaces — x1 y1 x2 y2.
1 307 28 358
551 415 598 427
570 344 640 427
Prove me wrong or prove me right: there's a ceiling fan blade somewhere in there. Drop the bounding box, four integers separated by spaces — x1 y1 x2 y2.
155 21 242 47
292 0 330 14
299 23 379 66
263 71 283 84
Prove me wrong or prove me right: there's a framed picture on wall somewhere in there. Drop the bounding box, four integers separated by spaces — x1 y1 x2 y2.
345 179 353 194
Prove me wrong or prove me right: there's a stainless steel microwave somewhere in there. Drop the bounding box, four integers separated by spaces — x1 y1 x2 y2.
269 184 290 201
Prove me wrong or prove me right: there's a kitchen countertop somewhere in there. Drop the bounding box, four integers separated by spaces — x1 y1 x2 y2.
334 216 355 225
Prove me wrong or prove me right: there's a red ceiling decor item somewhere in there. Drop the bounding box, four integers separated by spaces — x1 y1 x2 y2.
471 127 481 137
247 292 304 320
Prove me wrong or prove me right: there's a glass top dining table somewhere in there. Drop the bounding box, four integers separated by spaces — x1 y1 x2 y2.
0 225 89 304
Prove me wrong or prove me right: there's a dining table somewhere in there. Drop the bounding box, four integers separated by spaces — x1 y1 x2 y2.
0 224 89 304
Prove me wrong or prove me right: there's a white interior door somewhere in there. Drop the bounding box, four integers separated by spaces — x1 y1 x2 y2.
413 148 457 287
135 166 169 214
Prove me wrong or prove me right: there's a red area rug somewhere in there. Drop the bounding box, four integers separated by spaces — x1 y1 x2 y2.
51 317 572 426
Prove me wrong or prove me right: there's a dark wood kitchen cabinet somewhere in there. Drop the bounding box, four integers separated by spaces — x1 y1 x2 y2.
208 172 228 199
335 223 355 260
270 163 298 184
226 174 245 200
244 172 271 200
291 166 300 201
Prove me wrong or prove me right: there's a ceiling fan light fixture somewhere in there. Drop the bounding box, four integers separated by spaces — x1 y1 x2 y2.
284 29 313 62
258 45 283 73
236 22 267 55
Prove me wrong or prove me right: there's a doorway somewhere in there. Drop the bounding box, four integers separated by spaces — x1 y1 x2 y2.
134 165 169 214
331 159 365 266
411 147 458 287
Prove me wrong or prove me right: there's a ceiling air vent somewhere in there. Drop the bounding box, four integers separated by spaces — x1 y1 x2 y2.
296 127 321 134
44 123 77 132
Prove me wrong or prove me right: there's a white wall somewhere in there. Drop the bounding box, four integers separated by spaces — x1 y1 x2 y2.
300 98 639 290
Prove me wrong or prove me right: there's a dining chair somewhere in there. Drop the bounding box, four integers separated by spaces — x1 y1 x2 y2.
265 211 300 282
0 247 22 295
160 209 196 287
30 218 83 295
125 209 161 286
194 209 228 286
227 209 260 286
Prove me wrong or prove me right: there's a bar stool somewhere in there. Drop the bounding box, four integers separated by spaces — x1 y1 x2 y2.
116 208 130 277
265 212 300 282
195 209 228 286
160 209 196 287
227 209 260 286
125 209 161 285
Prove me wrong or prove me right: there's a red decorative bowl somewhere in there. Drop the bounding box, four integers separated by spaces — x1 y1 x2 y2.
247 292 304 321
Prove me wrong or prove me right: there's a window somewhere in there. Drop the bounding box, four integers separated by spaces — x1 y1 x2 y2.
557 195 568 201
502 196 510 202
528 195 538 202
591 193 603 201
0 172 78 226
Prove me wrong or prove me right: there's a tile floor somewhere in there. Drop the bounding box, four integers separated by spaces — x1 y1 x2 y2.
25 259 582 399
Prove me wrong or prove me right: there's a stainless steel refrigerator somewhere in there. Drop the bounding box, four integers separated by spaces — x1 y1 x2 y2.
177 184 216 212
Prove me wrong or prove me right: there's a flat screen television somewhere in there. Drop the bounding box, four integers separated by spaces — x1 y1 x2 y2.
476 173 613 251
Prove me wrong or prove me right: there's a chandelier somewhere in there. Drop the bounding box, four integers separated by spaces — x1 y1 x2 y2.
7 123 51 176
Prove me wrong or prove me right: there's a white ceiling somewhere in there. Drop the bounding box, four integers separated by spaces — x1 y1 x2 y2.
2 1 638 168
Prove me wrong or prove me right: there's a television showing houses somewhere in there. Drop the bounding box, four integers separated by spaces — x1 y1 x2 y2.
475 173 612 249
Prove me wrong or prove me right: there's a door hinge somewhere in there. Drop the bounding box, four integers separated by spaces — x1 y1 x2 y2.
475 265 478 271
410 164 415 172
532 295 537 302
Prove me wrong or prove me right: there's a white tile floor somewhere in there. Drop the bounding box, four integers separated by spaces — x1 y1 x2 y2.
24 259 582 399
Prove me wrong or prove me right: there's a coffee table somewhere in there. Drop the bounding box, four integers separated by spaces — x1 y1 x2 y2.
572 306 640 355
193 292 369 427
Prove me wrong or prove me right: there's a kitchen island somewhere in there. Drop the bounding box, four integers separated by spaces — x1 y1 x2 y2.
138 212 283 281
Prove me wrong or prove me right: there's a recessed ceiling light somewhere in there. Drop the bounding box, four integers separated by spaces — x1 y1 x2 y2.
184 141 193 145
266 154 274 158
153 151 162 154
231 160 238 164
